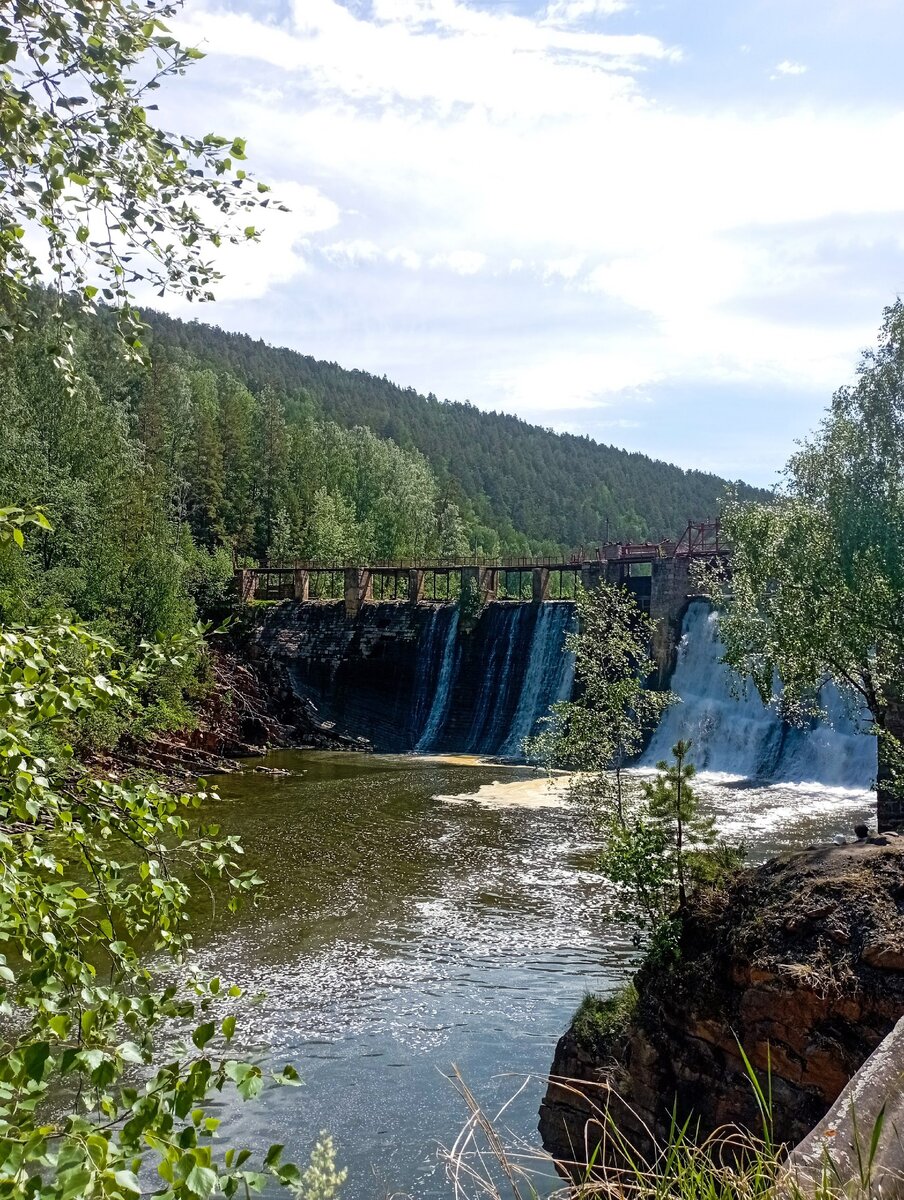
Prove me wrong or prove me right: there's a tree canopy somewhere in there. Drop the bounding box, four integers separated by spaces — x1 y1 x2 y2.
0 5 345 1195
710 300 904 830
0 0 273 351
137 308 768 555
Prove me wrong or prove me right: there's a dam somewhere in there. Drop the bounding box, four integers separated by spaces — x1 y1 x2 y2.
241 520 726 687
253 599 577 756
251 594 876 788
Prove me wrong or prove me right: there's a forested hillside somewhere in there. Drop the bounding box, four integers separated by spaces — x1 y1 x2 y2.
1 307 464 650
1 296 767 657
142 309 767 550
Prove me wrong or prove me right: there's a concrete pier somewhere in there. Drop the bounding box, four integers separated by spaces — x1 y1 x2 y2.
461 565 498 604
532 567 550 602
407 569 425 605
344 568 372 618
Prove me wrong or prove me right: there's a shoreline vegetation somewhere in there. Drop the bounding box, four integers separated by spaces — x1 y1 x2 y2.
2 2 904 1196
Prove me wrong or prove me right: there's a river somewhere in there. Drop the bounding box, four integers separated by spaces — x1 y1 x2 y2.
191 752 874 1200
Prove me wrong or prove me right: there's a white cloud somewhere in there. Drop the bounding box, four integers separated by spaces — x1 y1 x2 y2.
159 0 904 473
543 0 630 24
322 240 422 270
127 180 339 309
544 255 585 281
175 1 677 121
387 246 423 270
430 249 487 275
211 182 339 301
771 59 808 77
322 239 381 265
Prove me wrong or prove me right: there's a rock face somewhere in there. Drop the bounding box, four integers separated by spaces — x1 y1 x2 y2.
251 601 434 751
539 838 904 1168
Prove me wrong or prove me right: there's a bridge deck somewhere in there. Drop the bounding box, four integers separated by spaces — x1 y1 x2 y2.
237 522 728 608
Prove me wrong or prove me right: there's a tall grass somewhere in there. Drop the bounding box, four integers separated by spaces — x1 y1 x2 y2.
441 1061 897 1200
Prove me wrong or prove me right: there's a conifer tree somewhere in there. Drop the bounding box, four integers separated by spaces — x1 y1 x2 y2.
641 739 715 908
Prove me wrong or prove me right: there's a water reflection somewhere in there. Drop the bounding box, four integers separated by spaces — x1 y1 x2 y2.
193 753 873 1199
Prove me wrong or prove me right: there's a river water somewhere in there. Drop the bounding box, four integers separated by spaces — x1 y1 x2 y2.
193 752 874 1200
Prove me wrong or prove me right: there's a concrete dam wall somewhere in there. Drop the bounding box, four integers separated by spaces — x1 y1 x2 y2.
253 594 876 787
253 600 576 755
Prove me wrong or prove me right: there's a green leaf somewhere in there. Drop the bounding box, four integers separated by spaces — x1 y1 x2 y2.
24 1041 50 1081
113 1170 141 1194
192 1021 216 1049
184 1164 218 1198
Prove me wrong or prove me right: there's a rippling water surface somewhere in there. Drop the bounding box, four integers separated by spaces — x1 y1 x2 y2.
194 752 874 1199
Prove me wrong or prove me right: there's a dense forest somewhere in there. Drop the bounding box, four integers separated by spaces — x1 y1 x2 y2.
0 297 765 657
141 308 767 550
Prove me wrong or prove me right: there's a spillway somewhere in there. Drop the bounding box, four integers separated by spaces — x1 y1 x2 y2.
640 600 876 789
258 600 576 758
422 602 577 756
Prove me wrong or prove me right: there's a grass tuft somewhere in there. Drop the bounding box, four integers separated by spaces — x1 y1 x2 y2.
571 984 639 1055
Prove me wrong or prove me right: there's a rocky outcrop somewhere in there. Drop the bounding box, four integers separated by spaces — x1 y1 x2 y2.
102 638 360 786
539 837 904 1169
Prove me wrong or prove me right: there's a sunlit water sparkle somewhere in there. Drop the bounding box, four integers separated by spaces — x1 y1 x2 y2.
192 752 873 1199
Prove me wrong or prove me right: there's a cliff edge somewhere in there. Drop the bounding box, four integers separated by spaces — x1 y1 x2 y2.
539 836 904 1168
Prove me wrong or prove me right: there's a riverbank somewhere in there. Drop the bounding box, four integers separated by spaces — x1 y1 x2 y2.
539 832 904 1174
92 637 371 788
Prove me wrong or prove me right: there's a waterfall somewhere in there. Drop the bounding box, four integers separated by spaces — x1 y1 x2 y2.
414 607 460 752
413 601 575 758
499 603 576 758
413 605 455 734
466 606 524 752
641 600 876 789
772 681 877 790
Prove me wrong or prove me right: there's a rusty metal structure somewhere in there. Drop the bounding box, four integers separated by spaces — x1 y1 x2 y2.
236 519 728 613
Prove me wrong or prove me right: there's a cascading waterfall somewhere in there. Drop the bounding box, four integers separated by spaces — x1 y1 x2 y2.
773 681 877 789
641 600 876 789
270 589 876 776
466 606 523 752
642 602 786 777
414 607 460 753
414 601 575 758
499 604 576 758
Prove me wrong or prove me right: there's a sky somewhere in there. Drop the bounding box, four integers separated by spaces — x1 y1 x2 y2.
154 0 904 485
